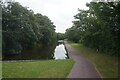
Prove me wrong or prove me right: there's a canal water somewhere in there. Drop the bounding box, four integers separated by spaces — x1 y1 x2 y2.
54 42 68 60
3 40 69 60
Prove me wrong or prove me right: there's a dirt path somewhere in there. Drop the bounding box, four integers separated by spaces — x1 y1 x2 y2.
64 41 101 78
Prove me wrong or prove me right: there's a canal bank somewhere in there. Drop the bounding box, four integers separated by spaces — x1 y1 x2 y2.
64 41 101 78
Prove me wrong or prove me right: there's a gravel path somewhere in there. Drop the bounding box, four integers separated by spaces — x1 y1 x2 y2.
64 41 101 78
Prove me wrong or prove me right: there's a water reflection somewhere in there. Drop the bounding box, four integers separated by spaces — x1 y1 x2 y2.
54 43 67 60
3 40 69 60
3 45 55 60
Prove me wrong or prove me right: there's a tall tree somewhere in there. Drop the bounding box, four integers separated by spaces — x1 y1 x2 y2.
66 2 120 56
2 1 57 55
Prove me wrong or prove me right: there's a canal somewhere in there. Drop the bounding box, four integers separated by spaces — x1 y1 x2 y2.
3 40 69 60
54 40 68 60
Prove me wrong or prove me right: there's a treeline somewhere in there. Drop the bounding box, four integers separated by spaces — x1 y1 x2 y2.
2 1 57 55
66 2 120 56
57 33 66 40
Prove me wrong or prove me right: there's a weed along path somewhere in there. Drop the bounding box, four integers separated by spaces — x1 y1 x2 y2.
64 41 101 78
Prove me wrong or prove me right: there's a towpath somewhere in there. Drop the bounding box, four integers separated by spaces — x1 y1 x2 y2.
64 41 101 78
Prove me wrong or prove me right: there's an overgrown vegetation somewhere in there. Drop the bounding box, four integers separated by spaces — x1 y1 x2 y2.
69 41 118 78
66 2 120 56
2 1 57 56
3 59 74 78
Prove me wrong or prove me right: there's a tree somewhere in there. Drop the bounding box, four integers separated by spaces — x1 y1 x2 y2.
2 1 57 56
66 2 120 56
57 33 65 40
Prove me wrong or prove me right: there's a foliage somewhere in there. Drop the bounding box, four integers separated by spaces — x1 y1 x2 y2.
66 26 81 43
57 33 66 40
66 2 120 56
2 1 57 55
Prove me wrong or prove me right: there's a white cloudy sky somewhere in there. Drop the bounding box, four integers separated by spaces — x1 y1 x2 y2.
15 0 92 33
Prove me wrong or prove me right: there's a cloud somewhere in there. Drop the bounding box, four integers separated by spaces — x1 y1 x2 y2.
15 0 92 33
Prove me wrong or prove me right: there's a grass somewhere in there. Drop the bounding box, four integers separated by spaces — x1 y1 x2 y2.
2 59 74 78
0 62 2 79
68 41 118 78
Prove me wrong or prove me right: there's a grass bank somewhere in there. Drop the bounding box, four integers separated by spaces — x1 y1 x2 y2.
68 41 118 78
0 62 2 79
3 59 74 78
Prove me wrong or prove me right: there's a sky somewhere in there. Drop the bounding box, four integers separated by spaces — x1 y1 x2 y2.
15 0 92 33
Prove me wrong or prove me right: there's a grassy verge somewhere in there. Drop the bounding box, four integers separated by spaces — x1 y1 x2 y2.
0 62 2 79
68 41 118 78
2 59 74 78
